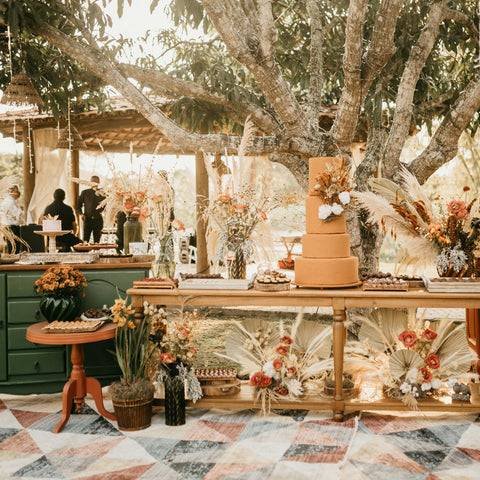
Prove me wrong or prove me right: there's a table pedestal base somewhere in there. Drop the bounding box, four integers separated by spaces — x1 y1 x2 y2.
54 343 116 434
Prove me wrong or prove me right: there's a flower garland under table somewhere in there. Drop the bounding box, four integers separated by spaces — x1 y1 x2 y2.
345 308 473 409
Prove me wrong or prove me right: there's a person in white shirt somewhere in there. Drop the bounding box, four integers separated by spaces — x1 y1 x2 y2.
0 185 24 253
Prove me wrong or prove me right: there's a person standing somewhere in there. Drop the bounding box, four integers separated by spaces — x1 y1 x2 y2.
77 175 105 243
0 185 24 253
43 189 81 251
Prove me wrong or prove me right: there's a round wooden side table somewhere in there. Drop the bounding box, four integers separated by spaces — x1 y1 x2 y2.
26 321 117 433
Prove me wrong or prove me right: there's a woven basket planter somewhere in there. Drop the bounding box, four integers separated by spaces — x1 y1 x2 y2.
112 395 154 431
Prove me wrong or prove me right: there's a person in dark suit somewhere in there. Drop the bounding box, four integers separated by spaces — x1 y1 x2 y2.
43 189 82 251
115 210 127 253
77 175 105 243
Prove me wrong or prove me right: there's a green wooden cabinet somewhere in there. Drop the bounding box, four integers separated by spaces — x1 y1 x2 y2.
0 265 150 394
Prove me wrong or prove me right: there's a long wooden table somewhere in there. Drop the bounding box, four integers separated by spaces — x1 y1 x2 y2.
127 286 480 420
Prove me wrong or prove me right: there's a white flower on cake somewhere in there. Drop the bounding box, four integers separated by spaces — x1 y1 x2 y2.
318 204 333 220
331 203 344 216
338 191 351 205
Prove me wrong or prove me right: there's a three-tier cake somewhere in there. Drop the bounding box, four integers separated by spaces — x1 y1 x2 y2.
294 157 359 287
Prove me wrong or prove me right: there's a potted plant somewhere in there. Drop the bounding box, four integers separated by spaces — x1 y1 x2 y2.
35 265 86 322
149 305 202 425
108 296 156 431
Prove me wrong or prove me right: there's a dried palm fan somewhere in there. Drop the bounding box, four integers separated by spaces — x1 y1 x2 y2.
289 311 332 359
1 72 44 107
389 349 424 380
357 308 409 353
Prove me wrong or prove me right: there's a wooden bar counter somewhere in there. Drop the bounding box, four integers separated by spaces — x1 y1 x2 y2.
127 285 480 420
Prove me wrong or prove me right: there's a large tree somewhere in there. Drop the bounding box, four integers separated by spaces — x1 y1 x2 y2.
1 0 478 273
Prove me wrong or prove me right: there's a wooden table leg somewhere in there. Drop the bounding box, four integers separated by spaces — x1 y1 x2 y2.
86 377 116 421
333 308 346 422
466 309 480 376
53 378 77 433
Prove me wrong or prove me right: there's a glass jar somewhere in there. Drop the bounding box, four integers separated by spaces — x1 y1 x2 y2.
151 234 176 279
123 215 143 254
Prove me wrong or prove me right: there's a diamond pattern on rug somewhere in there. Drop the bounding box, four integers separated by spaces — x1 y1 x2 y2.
1 393 480 480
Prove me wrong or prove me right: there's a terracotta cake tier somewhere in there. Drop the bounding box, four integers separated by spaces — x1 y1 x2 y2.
294 256 359 287
305 197 346 234
302 233 351 258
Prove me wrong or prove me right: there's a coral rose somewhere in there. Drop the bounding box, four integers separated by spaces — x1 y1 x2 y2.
275 387 288 396
398 330 417 348
287 366 297 377
422 328 438 341
273 359 283 371
123 200 135 212
260 375 272 387
177 327 190 339
447 200 468 219
424 353 440 369
160 352 174 364
419 367 432 383
276 345 288 356
250 372 263 387
218 194 231 202
280 335 293 345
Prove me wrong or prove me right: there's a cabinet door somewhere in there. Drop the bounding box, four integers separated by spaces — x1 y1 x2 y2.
0 274 6 381
8 299 42 324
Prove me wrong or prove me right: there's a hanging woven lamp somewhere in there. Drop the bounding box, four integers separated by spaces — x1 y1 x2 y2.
0 72 44 107
56 125 87 150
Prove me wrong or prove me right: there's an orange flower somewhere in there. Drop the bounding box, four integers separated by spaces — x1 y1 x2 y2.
260 375 272 387
232 204 247 212
273 359 283 371
280 335 293 345
422 328 437 341
250 372 263 387
424 353 440 369
419 366 432 383
276 345 288 356
218 194 232 202
123 200 135 212
257 210 268 221
398 330 417 348
160 352 175 364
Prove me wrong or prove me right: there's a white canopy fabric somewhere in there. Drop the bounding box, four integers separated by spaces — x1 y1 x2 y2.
27 128 69 224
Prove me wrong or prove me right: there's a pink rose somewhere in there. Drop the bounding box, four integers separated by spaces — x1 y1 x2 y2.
398 330 417 348
447 200 468 219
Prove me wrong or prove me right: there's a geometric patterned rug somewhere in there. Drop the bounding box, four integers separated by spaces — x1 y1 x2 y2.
1 393 479 479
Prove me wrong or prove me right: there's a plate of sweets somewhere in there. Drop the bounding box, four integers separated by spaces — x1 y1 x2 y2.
80 307 111 322
255 270 291 291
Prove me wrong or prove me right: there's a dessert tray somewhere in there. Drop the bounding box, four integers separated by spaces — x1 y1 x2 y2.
80 308 111 322
362 277 409 291
73 243 117 251
133 277 179 289
178 276 255 290
42 319 105 333
255 270 291 291
422 276 480 293
16 252 100 264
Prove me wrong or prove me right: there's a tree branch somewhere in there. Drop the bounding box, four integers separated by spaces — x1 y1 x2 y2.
268 153 309 191
444 7 478 43
306 0 324 127
331 0 369 153
383 0 448 173
409 74 480 184
117 63 281 133
361 0 403 96
202 0 311 137
258 0 276 67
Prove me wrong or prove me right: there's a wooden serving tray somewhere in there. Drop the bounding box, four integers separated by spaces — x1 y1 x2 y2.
194 368 240 396
254 282 291 292
362 281 408 291
42 320 105 333
133 278 179 289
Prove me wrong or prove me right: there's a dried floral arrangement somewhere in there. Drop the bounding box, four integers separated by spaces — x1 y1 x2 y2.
202 118 302 269
35 265 86 297
314 157 355 221
345 308 472 409
148 304 202 402
354 168 480 275
219 313 333 413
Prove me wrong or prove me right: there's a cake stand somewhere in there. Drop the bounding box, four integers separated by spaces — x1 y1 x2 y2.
35 230 71 253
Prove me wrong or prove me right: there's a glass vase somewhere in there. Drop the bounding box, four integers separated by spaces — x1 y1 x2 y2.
151 234 176 279
164 374 186 426
123 215 143 254
39 295 82 323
